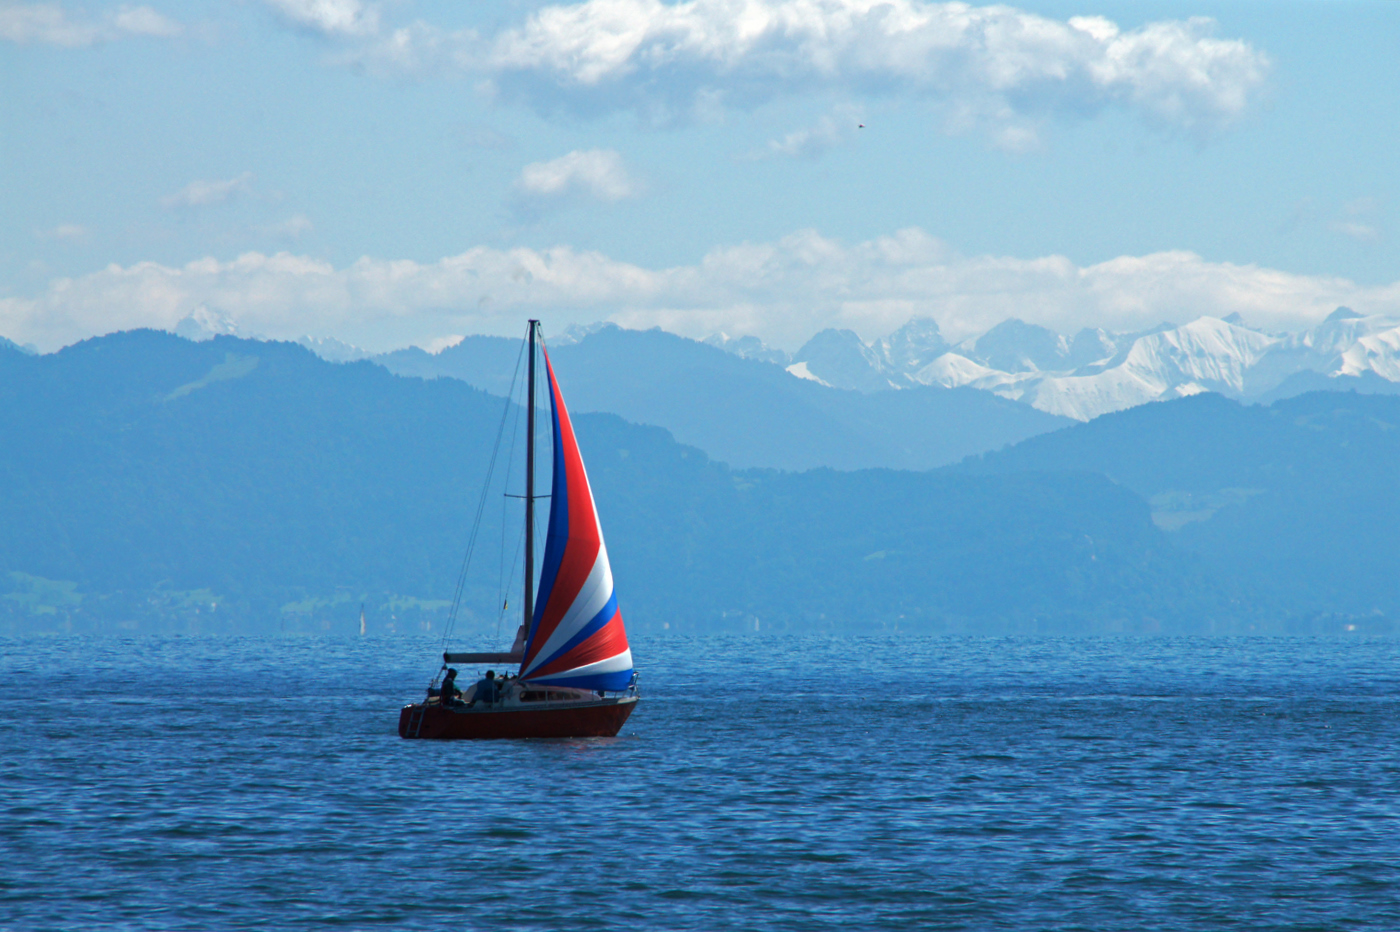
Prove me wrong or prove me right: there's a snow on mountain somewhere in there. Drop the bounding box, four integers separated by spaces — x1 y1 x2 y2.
387 311 1400 422
552 321 617 346
876 317 949 379
172 305 239 341
915 352 1028 395
297 335 374 362
704 332 792 365
784 360 831 386
962 319 1070 373
1066 328 1118 368
1338 324 1400 381
782 318 950 391
791 328 897 392
1296 306 1371 356
170 308 374 362
1126 317 1279 392
803 309 1400 421
923 318 1281 420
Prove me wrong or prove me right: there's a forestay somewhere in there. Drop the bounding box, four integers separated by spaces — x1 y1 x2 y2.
519 348 634 691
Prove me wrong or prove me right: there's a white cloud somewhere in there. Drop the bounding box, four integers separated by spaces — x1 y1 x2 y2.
329 2 1268 142
748 112 852 160
111 4 180 38
0 2 182 45
262 0 378 37
160 172 254 209
514 149 640 201
1329 197 1382 242
0 2 99 44
6 228 1400 353
1330 221 1380 243
1283 195 1384 243
474 0 1269 138
261 214 314 239
35 223 87 241
337 20 476 74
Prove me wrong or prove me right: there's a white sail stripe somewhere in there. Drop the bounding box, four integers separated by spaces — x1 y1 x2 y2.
523 544 613 676
526 648 633 683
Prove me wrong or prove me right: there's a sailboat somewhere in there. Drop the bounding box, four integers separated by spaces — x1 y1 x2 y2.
398 320 639 739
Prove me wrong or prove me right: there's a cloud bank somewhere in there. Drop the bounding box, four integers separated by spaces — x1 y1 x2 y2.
0 2 182 45
344 0 1269 143
6 229 1399 352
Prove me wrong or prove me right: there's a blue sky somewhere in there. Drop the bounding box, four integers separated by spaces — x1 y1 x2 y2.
3 0 1398 351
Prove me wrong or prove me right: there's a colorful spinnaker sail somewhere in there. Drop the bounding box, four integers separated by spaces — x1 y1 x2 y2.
520 348 634 691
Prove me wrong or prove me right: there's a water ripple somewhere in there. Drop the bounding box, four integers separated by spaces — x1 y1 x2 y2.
2 635 1399 930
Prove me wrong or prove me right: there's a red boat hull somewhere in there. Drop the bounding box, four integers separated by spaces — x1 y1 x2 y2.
398 697 637 740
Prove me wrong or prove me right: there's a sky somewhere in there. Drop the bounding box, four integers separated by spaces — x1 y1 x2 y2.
3 0 1399 352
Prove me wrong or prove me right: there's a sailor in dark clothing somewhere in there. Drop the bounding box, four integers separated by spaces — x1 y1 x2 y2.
468 670 499 707
438 668 460 706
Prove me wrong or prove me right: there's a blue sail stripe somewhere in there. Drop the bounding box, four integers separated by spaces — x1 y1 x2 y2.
529 590 619 675
526 668 634 692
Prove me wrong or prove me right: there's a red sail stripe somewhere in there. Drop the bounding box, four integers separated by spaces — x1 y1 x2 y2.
527 355 602 660
527 608 629 680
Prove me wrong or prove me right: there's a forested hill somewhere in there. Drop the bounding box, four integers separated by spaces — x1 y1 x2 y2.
0 331 1388 635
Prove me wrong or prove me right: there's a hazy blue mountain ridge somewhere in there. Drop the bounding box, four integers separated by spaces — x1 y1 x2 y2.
0 333 506 617
956 391 1400 619
0 329 1279 636
377 325 1071 471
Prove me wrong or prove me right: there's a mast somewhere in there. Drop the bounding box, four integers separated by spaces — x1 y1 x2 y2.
523 319 538 644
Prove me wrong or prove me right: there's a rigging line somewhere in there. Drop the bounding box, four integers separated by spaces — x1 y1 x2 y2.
440 333 528 652
496 354 528 635
495 519 527 646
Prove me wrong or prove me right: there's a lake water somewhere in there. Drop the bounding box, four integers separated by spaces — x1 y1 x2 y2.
2 635 1399 930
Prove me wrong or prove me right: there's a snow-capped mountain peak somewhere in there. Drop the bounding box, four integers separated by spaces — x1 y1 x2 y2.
899 309 1400 421
877 317 949 378
792 328 897 392
963 318 1070 373
1123 316 1279 393
705 332 792 365
1338 324 1400 381
173 305 239 341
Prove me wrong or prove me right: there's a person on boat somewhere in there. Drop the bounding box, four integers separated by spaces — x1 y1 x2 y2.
468 670 500 707
437 668 461 706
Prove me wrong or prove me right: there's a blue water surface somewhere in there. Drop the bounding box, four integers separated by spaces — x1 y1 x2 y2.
2 635 1398 930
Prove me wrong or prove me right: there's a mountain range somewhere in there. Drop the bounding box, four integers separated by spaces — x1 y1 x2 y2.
0 330 1201 635
780 309 1400 421
163 305 1400 451
375 325 1069 471
1 329 1394 637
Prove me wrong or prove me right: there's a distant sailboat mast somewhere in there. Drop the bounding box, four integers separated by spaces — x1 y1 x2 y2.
359 602 366 637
